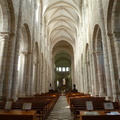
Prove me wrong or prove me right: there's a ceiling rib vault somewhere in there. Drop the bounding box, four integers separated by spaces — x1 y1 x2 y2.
42 0 81 45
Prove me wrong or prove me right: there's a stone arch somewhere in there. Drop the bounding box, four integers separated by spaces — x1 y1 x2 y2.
17 24 31 96
109 0 120 92
0 5 3 31
0 0 15 32
52 40 73 92
0 0 9 31
107 0 118 100
0 0 15 98
51 37 75 51
92 25 106 96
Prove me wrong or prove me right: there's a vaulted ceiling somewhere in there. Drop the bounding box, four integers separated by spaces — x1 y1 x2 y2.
42 0 81 46
41 0 81 67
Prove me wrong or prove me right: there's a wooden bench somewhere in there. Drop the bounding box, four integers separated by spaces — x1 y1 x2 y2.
0 110 37 120
80 110 120 120
0 93 60 120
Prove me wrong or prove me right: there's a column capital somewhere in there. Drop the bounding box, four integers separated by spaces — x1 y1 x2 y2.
85 61 90 65
107 33 113 38
113 31 120 38
33 61 38 65
96 51 102 56
92 51 96 55
0 32 9 39
20 51 28 55
10 33 16 36
27 51 31 54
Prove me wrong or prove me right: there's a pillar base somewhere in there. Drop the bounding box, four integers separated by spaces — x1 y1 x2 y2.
19 94 25 97
113 96 118 102
105 96 112 101
99 92 105 97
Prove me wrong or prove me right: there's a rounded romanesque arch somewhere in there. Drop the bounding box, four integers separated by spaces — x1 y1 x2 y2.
0 5 3 31
17 24 31 97
0 0 10 31
107 0 118 101
0 0 15 99
52 40 73 92
111 0 120 93
92 25 106 97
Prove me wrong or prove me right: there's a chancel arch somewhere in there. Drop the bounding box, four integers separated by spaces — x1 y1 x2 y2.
52 40 73 92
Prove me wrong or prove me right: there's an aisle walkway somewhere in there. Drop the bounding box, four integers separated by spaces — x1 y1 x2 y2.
47 96 73 120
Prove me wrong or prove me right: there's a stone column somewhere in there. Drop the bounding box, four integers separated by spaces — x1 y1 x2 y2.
32 61 37 95
25 52 32 96
42 60 46 93
92 52 99 96
87 61 90 93
113 32 120 78
80 67 84 93
36 62 40 94
20 51 28 96
90 54 95 96
87 61 92 94
84 62 89 94
107 34 117 101
0 32 9 98
83 65 86 93
39 57 42 94
96 52 105 97
40 56 43 93
5 33 16 100
12 0 23 99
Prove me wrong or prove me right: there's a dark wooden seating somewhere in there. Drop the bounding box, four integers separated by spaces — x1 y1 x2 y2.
66 93 120 120
0 110 36 120
0 93 60 120
80 110 120 120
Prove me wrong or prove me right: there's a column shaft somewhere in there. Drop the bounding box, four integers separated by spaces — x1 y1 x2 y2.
96 52 105 97
0 32 9 98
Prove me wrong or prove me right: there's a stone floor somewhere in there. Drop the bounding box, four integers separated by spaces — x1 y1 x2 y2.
47 96 73 120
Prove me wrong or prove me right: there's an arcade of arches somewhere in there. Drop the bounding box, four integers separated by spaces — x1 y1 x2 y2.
0 0 120 102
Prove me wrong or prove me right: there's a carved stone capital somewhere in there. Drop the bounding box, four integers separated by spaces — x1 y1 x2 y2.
92 51 96 55
20 51 28 55
85 61 90 65
33 61 37 65
27 51 31 54
107 33 113 38
0 32 9 39
10 33 16 37
96 51 102 56
113 31 120 38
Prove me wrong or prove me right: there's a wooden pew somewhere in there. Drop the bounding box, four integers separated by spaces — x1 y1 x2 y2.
0 93 60 120
80 110 120 120
0 110 37 120
66 93 120 120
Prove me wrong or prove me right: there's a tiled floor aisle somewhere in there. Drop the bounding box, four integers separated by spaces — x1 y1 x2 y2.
47 96 73 120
